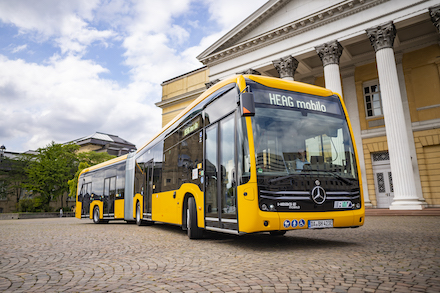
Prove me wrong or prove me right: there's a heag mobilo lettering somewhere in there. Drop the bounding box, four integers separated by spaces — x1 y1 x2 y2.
296 100 326 112
268 93 327 113
269 93 295 107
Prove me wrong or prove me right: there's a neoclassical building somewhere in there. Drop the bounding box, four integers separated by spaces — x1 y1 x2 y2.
157 0 440 209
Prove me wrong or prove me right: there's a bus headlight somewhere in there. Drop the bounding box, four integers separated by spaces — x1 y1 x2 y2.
261 204 268 211
269 204 276 211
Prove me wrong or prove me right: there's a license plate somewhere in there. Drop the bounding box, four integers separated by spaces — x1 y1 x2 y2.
308 219 333 229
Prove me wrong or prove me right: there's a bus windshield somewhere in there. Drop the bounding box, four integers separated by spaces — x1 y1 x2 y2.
251 92 358 180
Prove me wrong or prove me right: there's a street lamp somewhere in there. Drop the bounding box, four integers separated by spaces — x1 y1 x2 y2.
0 145 5 160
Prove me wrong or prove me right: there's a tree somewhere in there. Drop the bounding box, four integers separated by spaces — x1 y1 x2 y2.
68 151 116 199
23 142 79 210
0 154 31 206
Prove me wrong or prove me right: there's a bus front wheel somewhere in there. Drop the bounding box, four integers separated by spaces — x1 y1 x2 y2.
187 197 203 239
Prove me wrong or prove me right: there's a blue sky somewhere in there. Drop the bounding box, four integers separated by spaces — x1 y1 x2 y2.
0 0 266 152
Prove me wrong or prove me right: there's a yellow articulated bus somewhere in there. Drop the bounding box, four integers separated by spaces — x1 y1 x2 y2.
76 75 364 238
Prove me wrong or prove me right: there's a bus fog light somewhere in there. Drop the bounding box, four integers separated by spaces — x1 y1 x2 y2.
269 204 276 211
264 221 269 226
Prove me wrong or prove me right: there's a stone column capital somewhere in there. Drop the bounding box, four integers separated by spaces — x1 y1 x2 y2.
429 5 440 33
315 40 343 67
272 55 299 79
366 22 396 52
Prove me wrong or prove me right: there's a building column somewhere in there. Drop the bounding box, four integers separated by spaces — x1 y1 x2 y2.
395 54 425 204
272 56 299 81
315 40 343 97
366 22 425 210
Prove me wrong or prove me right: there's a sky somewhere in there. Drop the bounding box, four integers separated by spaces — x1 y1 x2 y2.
0 0 267 153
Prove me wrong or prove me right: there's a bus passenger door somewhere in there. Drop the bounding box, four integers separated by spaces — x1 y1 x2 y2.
103 177 116 216
80 182 91 217
144 160 153 218
205 114 238 231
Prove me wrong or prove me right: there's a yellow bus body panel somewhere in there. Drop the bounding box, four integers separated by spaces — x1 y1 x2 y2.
89 201 103 220
151 190 177 223
133 194 143 219
75 201 82 219
114 199 124 219
151 183 204 227
237 182 280 232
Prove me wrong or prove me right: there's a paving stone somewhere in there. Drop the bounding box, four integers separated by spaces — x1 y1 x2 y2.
0 216 439 292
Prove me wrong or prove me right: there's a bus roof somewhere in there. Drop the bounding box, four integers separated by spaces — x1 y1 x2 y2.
79 153 128 176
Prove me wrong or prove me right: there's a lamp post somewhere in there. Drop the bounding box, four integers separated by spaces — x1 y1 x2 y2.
0 145 5 162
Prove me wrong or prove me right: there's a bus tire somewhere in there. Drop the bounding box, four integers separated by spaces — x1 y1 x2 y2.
93 206 100 224
270 231 287 236
187 197 203 239
136 202 145 226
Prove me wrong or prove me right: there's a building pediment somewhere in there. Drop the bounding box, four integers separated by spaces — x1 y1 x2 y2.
197 0 389 67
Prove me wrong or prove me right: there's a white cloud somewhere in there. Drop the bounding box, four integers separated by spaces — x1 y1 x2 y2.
11 44 28 53
205 0 268 31
0 0 116 55
0 54 160 151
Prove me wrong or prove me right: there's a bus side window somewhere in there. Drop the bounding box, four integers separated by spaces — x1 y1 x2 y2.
152 143 163 193
204 87 238 126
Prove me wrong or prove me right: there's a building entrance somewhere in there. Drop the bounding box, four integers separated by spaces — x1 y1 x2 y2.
372 151 394 208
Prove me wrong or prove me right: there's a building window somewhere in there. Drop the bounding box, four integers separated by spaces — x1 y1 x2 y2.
363 80 383 117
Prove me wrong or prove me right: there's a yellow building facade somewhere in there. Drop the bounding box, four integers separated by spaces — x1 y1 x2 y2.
156 67 209 127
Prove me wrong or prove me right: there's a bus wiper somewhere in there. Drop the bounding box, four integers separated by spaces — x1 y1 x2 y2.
307 169 355 185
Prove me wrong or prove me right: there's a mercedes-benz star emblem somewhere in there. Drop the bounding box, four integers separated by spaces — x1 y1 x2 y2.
311 186 326 204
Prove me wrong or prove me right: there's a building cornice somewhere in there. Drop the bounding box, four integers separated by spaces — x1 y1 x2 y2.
155 87 206 109
161 66 207 86
198 0 389 67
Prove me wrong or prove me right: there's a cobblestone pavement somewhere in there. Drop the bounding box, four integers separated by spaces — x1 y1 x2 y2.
0 216 439 293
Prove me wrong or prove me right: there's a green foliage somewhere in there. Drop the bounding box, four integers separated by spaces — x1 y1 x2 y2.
68 152 115 198
23 142 79 207
16 196 53 212
0 154 31 203
77 151 116 166
17 198 35 212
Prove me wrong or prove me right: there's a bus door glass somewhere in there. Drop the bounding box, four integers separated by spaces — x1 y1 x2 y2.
205 114 238 230
109 177 116 215
103 176 116 216
81 181 91 216
144 160 154 215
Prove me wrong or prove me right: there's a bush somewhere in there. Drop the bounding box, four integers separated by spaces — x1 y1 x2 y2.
17 196 53 212
17 198 35 212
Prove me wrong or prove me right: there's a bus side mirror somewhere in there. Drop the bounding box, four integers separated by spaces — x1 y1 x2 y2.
240 92 255 117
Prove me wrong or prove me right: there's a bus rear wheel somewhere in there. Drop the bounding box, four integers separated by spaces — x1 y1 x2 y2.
136 202 145 226
187 197 203 239
93 206 100 224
